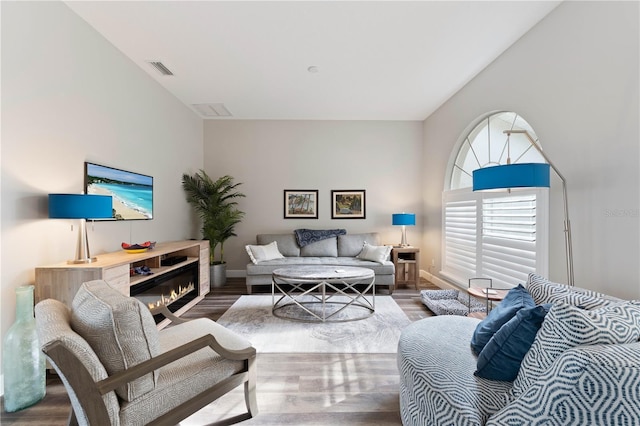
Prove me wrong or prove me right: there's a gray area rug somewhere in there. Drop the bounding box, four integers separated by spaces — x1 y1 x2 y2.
217 295 411 353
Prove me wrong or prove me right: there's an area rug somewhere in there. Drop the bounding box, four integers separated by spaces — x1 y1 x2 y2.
216 295 411 353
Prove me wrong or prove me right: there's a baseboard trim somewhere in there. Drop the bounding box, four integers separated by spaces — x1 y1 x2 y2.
420 270 461 290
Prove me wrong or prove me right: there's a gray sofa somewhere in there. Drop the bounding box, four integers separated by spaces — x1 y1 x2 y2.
245 232 395 294
398 274 640 425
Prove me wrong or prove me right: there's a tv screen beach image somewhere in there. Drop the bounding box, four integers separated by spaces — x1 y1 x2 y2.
86 163 153 220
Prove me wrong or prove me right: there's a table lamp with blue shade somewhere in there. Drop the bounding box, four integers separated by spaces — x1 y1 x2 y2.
48 194 113 264
392 213 416 247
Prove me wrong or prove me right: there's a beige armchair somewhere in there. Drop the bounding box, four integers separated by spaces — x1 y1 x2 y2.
35 280 257 426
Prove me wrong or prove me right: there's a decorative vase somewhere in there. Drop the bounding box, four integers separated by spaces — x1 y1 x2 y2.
210 263 227 287
2 285 46 412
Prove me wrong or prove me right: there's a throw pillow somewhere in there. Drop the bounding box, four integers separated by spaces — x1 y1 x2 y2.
470 284 535 356
475 303 551 381
71 280 160 402
511 300 640 397
525 273 614 309
245 241 284 264
356 242 391 264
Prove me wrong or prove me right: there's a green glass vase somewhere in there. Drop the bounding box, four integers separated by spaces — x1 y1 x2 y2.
2 285 46 412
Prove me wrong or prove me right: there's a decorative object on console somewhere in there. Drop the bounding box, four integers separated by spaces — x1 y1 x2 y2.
284 190 318 219
2 285 46 412
85 162 154 220
121 241 156 253
48 193 113 264
392 213 416 247
472 129 574 286
160 255 187 266
182 170 245 287
331 190 366 219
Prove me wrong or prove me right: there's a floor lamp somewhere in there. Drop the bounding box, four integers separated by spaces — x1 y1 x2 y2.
48 194 113 264
472 130 574 286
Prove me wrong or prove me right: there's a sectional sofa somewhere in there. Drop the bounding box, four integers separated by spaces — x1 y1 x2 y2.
244 232 395 294
398 274 640 425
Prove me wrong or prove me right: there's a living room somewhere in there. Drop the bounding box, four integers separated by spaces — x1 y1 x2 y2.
2 0 639 424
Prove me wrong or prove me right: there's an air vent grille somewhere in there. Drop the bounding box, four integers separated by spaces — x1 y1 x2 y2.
191 103 233 118
146 61 174 76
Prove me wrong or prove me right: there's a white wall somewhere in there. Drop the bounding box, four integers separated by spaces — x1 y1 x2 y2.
203 120 423 273
1 1 204 392
422 1 640 299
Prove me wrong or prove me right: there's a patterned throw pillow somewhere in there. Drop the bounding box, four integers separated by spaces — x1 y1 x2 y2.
470 284 535 356
488 343 640 425
511 301 640 397
525 273 614 309
245 241 285 264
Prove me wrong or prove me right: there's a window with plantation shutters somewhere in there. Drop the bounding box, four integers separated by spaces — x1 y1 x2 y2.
480 192 547 288
441 112 549 289
442 191 477 283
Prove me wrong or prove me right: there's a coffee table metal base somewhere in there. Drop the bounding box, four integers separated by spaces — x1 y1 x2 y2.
272 266 375 323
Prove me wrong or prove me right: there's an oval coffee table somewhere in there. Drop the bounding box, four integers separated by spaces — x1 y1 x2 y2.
272 266 375 322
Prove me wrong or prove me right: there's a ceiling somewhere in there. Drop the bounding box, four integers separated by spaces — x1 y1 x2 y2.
65 1 561 121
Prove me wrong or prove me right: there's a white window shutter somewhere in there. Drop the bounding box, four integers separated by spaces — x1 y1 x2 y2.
441 189 548 289
481 194 539 288
442 191 477 284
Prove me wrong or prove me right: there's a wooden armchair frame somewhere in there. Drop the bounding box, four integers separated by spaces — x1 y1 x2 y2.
42 305 257 426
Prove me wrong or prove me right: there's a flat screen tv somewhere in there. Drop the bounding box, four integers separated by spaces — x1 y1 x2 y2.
85 162 153 220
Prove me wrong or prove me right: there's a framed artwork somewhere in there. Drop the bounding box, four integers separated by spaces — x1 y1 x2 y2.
284 190 318 219
331 190 366 219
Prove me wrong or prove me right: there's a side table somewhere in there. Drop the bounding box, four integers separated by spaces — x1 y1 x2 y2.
466 278 507 318
391 246 420 290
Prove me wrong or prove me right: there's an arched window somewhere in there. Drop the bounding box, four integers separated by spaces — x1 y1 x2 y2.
442 111 549 288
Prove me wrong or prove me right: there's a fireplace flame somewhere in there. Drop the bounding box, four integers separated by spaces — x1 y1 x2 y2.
147 282 195 309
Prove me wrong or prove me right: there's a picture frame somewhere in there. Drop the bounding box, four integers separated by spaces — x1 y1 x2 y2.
331 190 366 219
284 190 318 219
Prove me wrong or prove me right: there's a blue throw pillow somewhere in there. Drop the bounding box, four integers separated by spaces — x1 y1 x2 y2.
475 304 551 381
470 284 535 355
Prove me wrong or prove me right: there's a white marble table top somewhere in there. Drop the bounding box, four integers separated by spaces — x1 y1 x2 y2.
272 265 374 281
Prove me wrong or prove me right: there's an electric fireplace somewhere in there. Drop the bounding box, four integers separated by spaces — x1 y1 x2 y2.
130 262 199 323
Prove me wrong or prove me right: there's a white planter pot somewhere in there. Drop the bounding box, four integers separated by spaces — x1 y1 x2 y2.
210 263 226 287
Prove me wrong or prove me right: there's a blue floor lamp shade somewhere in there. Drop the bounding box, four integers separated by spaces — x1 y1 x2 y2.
48 194 113 263
392 213 416 247
472 163 550 191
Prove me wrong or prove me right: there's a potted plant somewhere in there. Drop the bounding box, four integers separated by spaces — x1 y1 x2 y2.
182 170 245 287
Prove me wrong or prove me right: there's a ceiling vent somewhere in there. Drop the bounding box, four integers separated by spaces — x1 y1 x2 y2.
191 103 233 118
146 61 174 76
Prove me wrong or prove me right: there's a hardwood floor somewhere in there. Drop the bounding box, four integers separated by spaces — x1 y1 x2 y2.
1 278 439 425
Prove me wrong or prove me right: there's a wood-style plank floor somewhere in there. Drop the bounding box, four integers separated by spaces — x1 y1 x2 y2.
1 278 439 425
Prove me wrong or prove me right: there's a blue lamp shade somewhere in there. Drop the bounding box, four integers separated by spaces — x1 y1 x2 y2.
472 163 550 191
48 194 113 219
392 213 416 226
